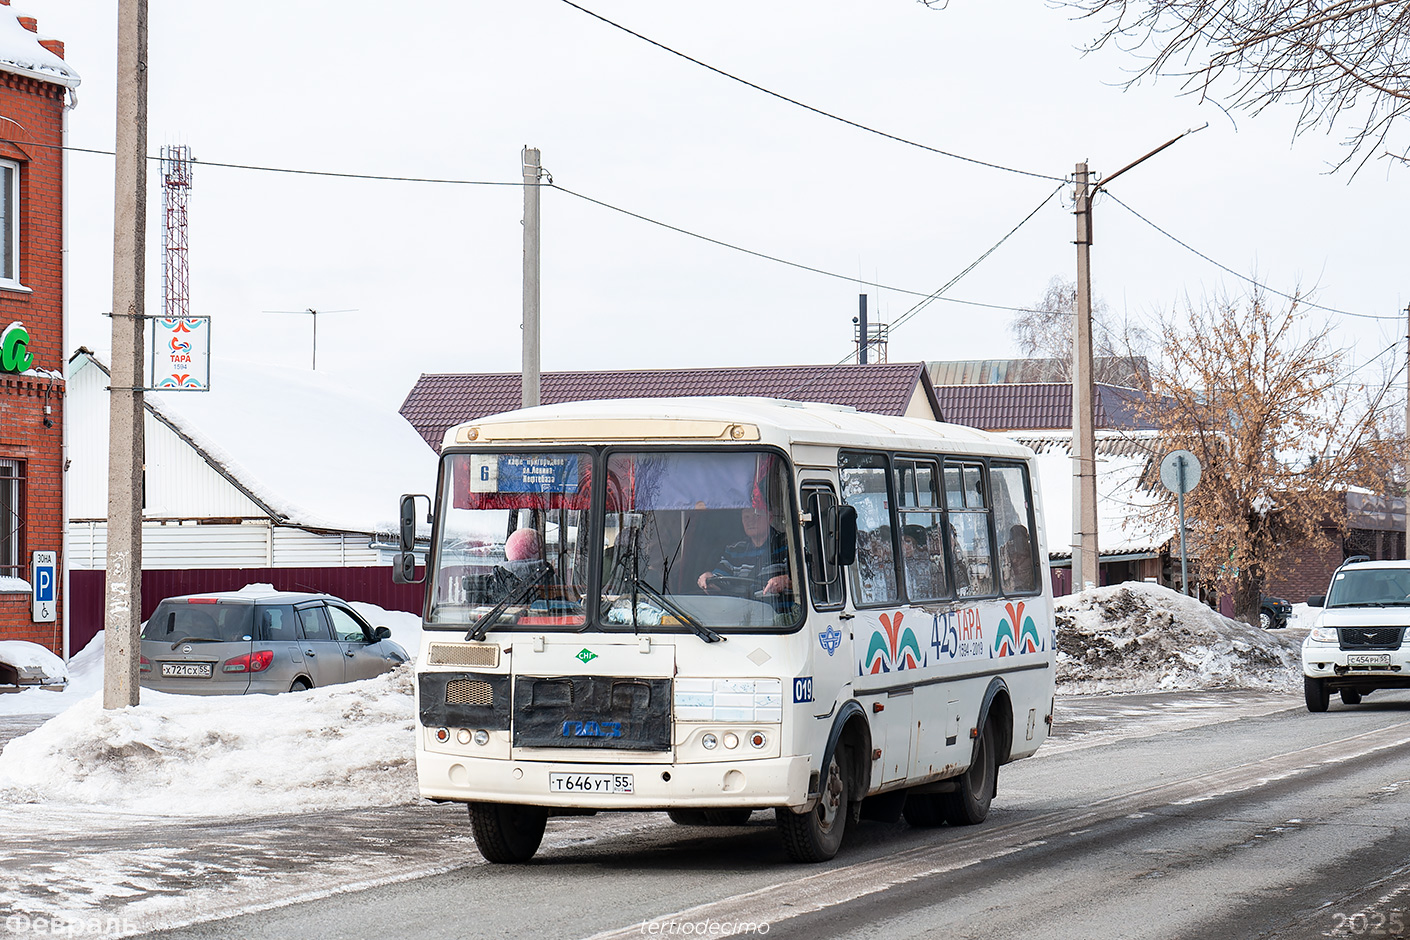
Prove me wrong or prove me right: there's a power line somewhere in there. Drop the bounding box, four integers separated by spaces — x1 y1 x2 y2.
555 0 1066 183
1103 190 1400 322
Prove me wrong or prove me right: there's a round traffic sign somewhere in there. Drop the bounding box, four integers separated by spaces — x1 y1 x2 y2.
1159 449 1202 495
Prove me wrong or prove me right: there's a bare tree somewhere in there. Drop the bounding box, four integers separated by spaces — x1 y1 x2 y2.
1010 276 1152 382
1030 1 1408 173
1134 291 1398 623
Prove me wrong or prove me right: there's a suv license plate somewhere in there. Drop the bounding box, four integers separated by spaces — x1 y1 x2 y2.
548 773 633 794
1348 654 1392 666
161 662 213 678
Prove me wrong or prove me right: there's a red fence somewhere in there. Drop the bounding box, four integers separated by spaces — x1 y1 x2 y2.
69 567 424 655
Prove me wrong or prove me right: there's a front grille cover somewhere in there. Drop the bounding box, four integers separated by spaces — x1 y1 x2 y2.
513 676 672 750
1339 627 1406 651
420 672 511 730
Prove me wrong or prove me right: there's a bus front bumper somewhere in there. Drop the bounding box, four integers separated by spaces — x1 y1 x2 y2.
417 750 815 811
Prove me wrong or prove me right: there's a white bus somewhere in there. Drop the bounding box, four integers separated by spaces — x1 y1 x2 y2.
393 397 1056 863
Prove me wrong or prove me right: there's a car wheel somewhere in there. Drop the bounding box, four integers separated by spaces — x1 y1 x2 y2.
289 678 311 692
1304 676 1330 713
776 750 849 862
1340 689 1363 705
468 802 548 863
941 718 998 826
1260 610 1273 629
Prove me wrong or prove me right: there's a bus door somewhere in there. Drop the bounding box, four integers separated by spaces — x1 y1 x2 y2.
800 480 851 719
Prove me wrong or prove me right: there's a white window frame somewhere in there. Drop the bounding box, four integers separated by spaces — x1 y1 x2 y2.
0 158 19 289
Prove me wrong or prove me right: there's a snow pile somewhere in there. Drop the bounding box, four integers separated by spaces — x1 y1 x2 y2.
0 665 418 815
0 640 69 685
1056 581 1301 693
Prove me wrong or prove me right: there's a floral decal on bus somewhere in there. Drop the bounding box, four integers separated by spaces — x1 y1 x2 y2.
863 612 924 674
994 601 1042 657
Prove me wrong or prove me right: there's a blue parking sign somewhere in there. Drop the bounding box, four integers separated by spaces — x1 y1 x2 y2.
31 551 55 622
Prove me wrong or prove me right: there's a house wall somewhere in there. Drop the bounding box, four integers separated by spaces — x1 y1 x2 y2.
0 57 69 654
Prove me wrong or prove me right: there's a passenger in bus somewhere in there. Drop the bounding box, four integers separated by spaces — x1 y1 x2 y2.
504 528 552 584
856 525 897 604
901 524 941 599
1004 524 1036 592
697 506 792 596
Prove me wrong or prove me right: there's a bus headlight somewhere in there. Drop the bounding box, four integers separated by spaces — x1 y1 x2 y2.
702 733 718 750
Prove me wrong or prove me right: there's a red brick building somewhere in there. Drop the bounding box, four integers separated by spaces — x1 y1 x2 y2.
0 4 79 655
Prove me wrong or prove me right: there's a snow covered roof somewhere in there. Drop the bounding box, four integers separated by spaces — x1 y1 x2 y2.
1017 431 1173 559
68 351 437 535
0 5 79 93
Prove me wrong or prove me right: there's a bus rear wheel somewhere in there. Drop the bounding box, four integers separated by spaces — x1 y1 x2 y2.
942 718 997 826
468 802 547 863
776 751 849 862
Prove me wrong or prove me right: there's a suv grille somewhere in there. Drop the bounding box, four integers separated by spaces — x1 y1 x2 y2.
1339 627 1405 650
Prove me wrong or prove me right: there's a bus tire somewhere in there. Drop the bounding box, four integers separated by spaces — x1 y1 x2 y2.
1304 676 1330 713
776 751 849 862
942 718 997 826
1340 689 1363 705
468 802 547 863
667 809 709 825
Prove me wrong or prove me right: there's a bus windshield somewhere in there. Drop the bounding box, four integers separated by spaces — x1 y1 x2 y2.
427 447 803 633
429 451 592 629
599 450 802 632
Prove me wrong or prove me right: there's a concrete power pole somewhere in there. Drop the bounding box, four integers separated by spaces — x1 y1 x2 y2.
522 146 542 409
103 0 148 709
1071 162 1100 592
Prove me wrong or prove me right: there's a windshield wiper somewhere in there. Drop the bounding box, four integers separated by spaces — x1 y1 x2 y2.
620 573 724 644
465 562 548 642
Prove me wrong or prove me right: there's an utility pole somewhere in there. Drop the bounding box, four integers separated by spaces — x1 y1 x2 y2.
858 294 868 365
1069 125 1206 596
522 146 542 409
1072 163 1099 592
104 0 147 709
1405 302 1409 557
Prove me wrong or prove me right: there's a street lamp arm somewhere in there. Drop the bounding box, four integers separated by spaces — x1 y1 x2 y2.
1094 123 1209 195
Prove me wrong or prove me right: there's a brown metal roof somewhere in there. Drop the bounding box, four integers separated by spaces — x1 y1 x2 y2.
401 363 942 452
934 382 1158 432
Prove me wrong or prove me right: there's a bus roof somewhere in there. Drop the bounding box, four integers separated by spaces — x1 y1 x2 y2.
441 396 1034 461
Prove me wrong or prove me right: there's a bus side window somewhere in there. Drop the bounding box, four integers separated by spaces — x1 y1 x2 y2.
992 463 1039 595
944 460 995 597
840 452 900 607
803 486 846 609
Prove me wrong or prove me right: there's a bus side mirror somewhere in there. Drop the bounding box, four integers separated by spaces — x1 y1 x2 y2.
834 505 857 567
392 553 422 584
399 494 426 553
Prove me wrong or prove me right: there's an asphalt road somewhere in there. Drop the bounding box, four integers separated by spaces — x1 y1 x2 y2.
9 689 1408 940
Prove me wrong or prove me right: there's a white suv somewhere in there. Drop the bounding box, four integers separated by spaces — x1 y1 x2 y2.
1303 557 1410 712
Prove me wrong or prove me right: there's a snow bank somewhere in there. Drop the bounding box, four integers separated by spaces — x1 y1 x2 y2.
1056 582 1302 694
0 665 418 815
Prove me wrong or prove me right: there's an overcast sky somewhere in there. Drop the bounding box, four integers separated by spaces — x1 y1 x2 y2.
28 0 1410 406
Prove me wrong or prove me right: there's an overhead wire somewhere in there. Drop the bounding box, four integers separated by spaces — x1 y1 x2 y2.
1102 190 1400 322
555 0 1066 183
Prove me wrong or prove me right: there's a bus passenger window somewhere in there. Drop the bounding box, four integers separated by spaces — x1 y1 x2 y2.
840 452 899 607
992 463 1039 595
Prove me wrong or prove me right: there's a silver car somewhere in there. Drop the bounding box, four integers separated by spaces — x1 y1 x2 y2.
140 589 410 695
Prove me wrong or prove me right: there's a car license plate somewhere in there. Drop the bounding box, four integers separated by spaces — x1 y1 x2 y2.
548 773 633 794
161 662 213 678
1348 654 1392 666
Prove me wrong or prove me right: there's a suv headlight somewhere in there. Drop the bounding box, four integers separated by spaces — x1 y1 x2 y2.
1309 627 1339 643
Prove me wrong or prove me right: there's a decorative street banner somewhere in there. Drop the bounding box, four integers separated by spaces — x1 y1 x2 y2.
151 317 210 390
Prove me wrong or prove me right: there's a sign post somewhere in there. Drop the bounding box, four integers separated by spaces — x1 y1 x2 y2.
31 550 56 622
1159 450 1202 596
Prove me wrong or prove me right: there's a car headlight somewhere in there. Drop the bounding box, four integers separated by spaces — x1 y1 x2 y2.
1309 627 1339 643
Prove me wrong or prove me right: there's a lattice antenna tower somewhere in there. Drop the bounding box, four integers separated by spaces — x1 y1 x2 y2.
160 144 193 320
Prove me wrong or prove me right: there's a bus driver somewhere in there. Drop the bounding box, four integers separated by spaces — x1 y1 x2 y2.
697 506 792 596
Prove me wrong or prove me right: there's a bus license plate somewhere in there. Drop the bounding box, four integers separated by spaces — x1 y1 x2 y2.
161 662 212 678
1348 654 1392 666
549 773 634 794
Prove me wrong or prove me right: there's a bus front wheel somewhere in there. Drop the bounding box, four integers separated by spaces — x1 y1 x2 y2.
776 751 849 862
468 802 547 863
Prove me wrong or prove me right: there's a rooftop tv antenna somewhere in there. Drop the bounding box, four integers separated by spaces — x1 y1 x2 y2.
260 308 357 369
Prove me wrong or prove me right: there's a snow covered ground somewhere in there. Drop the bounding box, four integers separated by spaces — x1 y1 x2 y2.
1055 581 1303 694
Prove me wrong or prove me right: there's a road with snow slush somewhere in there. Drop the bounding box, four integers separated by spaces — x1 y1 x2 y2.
7 691 1410 940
